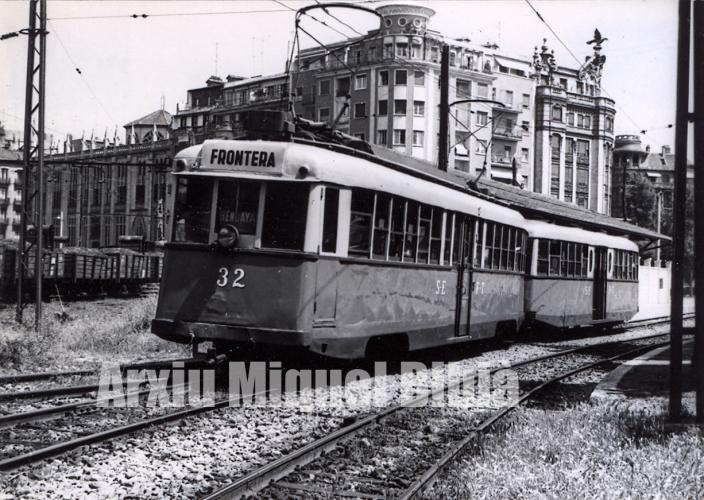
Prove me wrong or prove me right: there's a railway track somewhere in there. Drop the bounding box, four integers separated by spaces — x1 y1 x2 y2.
201 326 683 499
0 315 688 479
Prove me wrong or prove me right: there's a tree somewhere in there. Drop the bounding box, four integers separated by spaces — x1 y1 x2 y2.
625 173 657 230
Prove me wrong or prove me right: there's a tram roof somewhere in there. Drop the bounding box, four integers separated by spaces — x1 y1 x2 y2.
181 137 667 242
365 143 668 242
522 220 639 252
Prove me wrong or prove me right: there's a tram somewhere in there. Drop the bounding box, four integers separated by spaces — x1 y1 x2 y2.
524 220 640 329
151 112 640 358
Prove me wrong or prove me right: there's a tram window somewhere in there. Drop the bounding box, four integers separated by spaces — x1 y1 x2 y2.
443 213 454 264
608 252 613 276
560 242 568 276
429 208 442 265
473 221 484 268
575 244 582 277
404 201 419 262
549 240 561 276
518 232 527 272
389 197 405 261
493 224 502 269
567 243 575 277
261 182 309 251
417 205 432 264
373 193 391 259
216 180 260 238
500 226 509 270
537 239 549 275
348 189 374 257
173 177 212 243
509 228 516 271
483 222 493 269
322 188 339 253
583 246 590 277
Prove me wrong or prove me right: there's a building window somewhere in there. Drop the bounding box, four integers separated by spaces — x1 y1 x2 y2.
584 115 592 128
383 43 393 58
354 74 367 91
475 139 487 153
567 112 575 126
413 100 425 116
450 52 456 66
396 42 408 58
368 46 377 61
559 78 568 89
411 44 421 59
395 70 407 85
379 70 388 86
393 129 406 145
505 90 514 107
521 148 529 162
354 102 366 119
522 93 530 108
552 106 563 121
414 71 425 86
319 107 330 122
319 80 330 96
456 79 471 98
412 130 424 147
605 116 614 132
378 100 388 116
477 83 489 98
377 130 387 145
394 99 407 115
577 114 584 127
477 111 488 126
521 121 530 133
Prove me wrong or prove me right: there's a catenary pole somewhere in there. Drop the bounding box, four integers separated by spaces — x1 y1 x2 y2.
438 44 449 172
692 0 704 423
669 0 690 422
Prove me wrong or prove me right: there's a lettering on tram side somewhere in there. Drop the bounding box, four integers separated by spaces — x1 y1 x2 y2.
209 149 276 168
217 267 246 288
435 280 447 295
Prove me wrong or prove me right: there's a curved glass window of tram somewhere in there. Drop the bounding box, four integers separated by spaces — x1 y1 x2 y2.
172 177 309 251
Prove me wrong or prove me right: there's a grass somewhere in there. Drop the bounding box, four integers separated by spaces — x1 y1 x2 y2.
0 295 187 370
432 403 704 499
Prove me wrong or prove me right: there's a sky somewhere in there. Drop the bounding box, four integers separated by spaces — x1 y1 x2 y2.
0 0 684 153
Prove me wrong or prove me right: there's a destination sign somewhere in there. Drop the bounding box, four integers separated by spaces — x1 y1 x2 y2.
199 140 285 174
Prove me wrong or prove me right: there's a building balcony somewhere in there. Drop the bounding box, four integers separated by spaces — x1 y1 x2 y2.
12 198 22 211
491 155 512 166
0 177 10 188
0 198 8 209
492 128 521 141
493 102 520 114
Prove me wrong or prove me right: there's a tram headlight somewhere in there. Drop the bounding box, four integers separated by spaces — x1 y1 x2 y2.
217 224 239 248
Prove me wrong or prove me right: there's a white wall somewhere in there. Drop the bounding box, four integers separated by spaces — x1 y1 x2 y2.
631 264 694 320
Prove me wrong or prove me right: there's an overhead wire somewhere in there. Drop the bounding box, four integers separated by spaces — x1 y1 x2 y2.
48 8 291 21
523 0 654 140
48 20 116 125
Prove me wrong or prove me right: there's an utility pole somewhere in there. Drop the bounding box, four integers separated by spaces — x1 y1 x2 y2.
669 0 690 422
16 0 47 331
656 191 663 263
692 0 704 423
438 44 450 172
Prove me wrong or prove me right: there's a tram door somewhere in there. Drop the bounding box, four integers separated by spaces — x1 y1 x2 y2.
454 216 475 337
593 246 608 320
